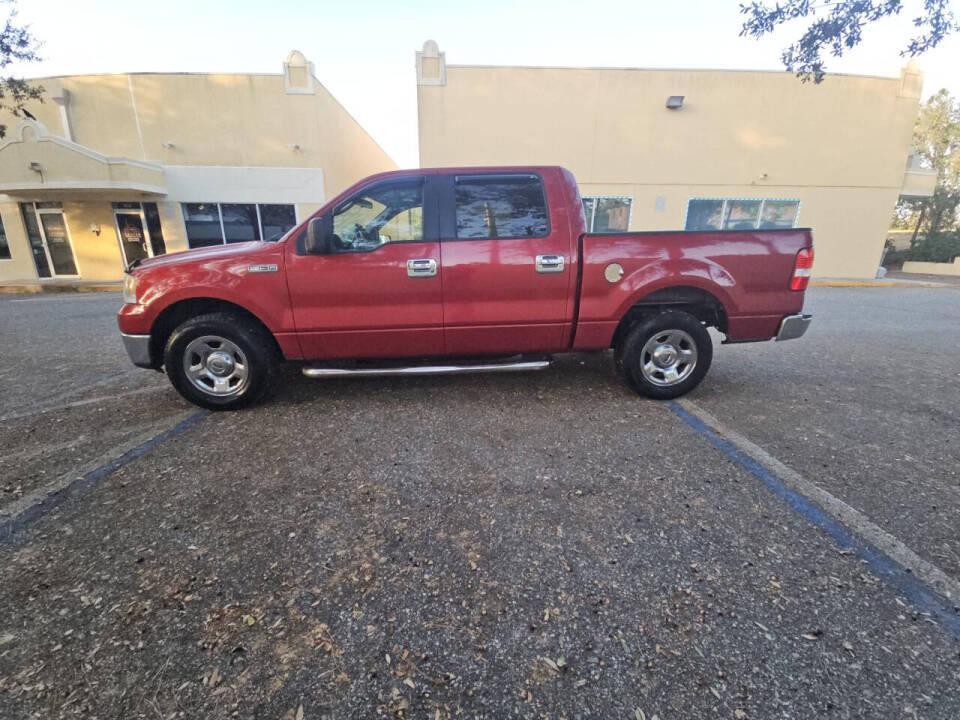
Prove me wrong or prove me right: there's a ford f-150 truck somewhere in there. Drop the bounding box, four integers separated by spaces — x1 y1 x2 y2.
118 166 813 410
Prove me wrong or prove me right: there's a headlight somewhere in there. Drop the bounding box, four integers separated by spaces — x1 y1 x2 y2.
122 274 138 304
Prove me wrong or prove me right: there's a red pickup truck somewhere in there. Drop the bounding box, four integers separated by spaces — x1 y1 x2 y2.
118 166 813 410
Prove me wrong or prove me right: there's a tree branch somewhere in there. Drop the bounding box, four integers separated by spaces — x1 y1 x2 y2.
740 0 959 83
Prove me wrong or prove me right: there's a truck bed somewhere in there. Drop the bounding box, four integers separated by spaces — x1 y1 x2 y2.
572 228 813 349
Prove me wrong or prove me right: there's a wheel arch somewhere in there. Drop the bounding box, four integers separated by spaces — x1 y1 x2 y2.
149 297 283 369
610 285 728 353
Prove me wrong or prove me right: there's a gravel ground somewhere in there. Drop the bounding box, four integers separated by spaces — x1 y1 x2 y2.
691 286 960 580
0 289 958 720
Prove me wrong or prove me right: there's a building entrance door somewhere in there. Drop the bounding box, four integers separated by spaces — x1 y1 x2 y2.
19 202 79 277
114 210 151 267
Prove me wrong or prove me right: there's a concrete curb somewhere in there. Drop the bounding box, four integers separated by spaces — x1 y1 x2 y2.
810 280 945 288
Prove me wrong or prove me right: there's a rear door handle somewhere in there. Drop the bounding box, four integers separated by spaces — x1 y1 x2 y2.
407 258 437 278
535 254 565 273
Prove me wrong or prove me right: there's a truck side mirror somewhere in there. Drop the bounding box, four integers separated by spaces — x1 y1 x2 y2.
305 217 329 254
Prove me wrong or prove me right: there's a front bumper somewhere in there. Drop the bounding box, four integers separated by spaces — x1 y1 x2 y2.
775 313 812 341
121 332 153 368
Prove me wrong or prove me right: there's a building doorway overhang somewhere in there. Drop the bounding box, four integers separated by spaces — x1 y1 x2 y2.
0 119 166 199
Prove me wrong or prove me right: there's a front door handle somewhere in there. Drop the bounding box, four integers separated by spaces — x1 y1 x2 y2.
535 254 565 273
407 258 437 278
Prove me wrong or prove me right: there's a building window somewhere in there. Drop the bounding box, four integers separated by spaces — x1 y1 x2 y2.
685 198 800 231
759 200 802 228
182 204 223 248
582 197 633 232
724 199 762 230
260 204 297 241
221 204 261 243
0 215 10 259
182 203 298 248
454 175 549 239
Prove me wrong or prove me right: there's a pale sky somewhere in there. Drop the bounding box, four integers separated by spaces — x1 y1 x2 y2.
7 0 959 168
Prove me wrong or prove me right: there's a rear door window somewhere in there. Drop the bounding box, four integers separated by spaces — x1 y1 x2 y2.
454 175 549 239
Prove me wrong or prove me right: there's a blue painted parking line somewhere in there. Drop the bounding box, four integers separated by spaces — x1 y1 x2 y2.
0 410 208 544
668 400 960 641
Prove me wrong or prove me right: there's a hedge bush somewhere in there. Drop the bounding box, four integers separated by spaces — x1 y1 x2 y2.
884 230 960 265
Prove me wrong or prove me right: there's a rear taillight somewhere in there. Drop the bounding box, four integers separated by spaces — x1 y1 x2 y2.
790 247 814 291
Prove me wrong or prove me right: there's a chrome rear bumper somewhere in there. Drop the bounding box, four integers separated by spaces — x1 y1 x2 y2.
775 313 812 341
121 332 153 368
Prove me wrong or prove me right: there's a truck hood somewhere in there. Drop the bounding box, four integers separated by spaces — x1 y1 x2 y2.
131 241 274 273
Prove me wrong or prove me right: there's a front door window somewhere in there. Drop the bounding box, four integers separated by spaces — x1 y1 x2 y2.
330 181 424 252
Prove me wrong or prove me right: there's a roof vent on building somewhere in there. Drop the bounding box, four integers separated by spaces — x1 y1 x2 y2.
284 50 315 95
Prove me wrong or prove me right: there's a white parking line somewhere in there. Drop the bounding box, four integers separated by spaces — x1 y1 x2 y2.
676 398 960 604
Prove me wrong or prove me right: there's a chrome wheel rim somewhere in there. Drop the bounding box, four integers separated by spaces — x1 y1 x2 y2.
183 335 249 397
639 329 697 386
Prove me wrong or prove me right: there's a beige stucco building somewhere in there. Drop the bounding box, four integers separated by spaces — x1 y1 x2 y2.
0 51 396 285
415 41 936 278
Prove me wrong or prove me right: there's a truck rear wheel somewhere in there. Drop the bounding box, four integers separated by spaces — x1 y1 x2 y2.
163 312 278 410
618 310 712 399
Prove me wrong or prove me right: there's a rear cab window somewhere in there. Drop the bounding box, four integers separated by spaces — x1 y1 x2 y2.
453 174 549 239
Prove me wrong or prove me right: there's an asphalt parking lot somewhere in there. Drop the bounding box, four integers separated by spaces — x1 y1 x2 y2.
1 286 959 719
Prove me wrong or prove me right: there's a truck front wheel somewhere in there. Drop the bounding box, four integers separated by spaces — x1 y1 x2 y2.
163 312 278 410
618 311 713 399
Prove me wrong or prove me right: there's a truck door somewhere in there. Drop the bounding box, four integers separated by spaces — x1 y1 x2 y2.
438 172 575 354
285 175 444 359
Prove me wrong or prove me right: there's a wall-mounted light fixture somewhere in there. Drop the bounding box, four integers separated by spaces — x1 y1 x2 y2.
289 143 302 151
90 222 101 236
28 161 44 183
162 141 175 149
666 95 684 110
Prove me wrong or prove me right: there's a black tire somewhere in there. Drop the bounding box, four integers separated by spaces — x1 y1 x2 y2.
618 310 713 399
163 312 279 410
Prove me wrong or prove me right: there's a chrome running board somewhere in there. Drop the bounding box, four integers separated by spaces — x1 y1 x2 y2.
302 359 551 379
